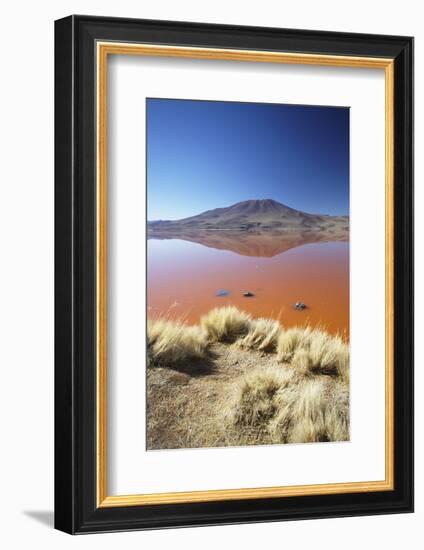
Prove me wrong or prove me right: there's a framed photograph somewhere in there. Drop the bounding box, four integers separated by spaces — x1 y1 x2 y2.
54 15 413 534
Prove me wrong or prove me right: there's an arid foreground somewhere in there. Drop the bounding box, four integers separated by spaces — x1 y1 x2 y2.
147 307 349 450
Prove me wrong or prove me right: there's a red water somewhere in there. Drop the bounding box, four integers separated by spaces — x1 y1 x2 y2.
147 237 349 337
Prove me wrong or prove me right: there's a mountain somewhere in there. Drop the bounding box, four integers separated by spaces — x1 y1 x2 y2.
148 199 349 233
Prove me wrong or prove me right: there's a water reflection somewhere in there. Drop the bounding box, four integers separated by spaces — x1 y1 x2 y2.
148 228 348 258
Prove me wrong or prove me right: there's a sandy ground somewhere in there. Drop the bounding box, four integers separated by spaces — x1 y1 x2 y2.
147 343 289 450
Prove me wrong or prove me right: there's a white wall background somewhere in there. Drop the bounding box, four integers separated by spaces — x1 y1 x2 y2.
0 0 420 547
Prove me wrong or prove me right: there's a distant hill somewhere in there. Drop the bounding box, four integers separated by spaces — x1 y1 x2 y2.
148 199 349 233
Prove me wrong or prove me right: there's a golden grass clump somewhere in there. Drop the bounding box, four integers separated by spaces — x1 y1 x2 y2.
307 330 349 381
291 330 349 382
237 318 281 352
270 378 349 443
224 366 349 444
277 325 349 383
226 366 295 428
147 319 208 366
200 306 252 343
277 327 311 362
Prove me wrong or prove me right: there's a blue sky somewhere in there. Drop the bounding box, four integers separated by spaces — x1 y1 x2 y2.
147 98 349 220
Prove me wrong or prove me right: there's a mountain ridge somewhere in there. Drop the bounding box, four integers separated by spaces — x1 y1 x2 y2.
148 199 349 232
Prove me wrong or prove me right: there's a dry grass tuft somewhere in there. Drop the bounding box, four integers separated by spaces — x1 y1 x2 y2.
270 378 349 443
277 327 312 362
290 330 349 382
237 318 281 353
277 325 349 383
307 330 349 381
147 319 208 366
224 366 349 444
225 366 296 429
200 306 252 343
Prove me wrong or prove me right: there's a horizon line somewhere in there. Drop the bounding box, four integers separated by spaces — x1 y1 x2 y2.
147 198 349 222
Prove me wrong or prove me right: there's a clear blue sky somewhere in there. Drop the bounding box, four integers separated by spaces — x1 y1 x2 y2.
147 98 349 220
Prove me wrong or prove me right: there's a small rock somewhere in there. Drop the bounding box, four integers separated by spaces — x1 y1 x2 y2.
216 289 230 297
294 301 307 310
243 291 255 297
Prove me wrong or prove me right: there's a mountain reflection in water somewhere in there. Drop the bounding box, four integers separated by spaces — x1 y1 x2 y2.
148 228 348 258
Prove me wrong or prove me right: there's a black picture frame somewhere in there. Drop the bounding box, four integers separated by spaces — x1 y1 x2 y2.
55 15 414 534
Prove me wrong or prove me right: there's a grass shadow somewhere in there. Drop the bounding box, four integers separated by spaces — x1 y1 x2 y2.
149 349 218 377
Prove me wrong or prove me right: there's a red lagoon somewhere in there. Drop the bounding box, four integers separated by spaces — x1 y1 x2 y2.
147 235 349 337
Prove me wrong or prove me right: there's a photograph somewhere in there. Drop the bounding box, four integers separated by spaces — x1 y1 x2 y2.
146 98 350 450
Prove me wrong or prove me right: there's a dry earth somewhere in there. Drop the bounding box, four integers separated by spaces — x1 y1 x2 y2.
147 342 345 450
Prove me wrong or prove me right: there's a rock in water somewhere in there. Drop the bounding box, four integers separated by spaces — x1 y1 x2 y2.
216 289 230 297
243 291 255 297
294 301 306 310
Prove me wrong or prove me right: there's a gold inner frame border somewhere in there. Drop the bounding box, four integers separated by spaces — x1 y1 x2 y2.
96 42 394 508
